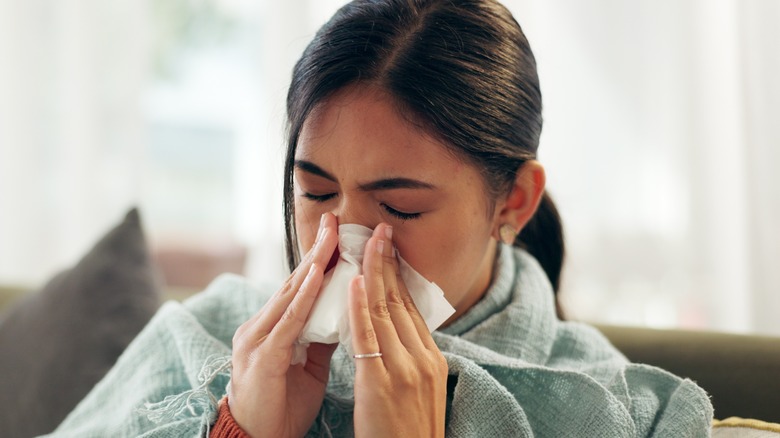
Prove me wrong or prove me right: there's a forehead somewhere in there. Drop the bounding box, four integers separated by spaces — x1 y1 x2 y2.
296 86 471 181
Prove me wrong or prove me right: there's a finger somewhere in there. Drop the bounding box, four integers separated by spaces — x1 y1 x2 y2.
378 225 426 351
348 275 384 370
255 214 336 334
236 213 337 344
233 270 296 342
304 343 339 384
265 263 324 349
394 257 438 351
238 265 323 375
362 228 405 361
232 267 306 354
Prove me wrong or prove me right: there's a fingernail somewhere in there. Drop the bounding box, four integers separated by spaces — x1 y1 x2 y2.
316 214 327 242
358 275 366 291
376 239 384 254
384 225 393 241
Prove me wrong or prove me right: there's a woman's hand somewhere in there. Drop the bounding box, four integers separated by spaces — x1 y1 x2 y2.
229 213 339 438
348 223 448 438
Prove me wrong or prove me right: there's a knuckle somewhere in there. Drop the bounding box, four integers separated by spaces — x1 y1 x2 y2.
321 229 336 247
281 304 305 325
230 356 247 376
357 295 371 312
278 278 294 296
382 253 398 266
299 252 313 268
358 327 377 343
437 351 448 367
401 294 418 312
395 266 408 283
397 368 418 388
232 338 252 367
371 300 391 319
232 329 245 349
232 322 254 348
418 358 438 379
432 352 449 374
385 286 403 306
246 348 264 367
369 262 384 277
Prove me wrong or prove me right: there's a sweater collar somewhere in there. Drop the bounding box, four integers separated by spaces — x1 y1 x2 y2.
437 243 558 364
326 243 560 402
438 243 516 336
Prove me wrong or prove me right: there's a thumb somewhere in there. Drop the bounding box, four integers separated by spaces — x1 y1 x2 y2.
304 342 338 381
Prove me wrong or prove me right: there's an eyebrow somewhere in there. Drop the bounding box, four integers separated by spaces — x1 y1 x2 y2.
294 159 437 191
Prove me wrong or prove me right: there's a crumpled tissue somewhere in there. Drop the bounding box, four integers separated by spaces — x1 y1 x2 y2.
292 224 455 364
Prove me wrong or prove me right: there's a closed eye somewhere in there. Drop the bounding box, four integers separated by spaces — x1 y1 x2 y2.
302 192 337 202
382 204 421 221
301 192 422 221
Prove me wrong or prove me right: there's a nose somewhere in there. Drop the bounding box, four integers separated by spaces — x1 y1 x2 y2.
331 196 380 230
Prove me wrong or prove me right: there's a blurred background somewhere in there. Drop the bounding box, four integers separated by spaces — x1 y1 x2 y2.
0 0 778 334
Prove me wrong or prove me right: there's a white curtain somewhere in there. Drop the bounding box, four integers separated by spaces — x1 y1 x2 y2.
504 0 780 334
1 0 778 334
0 0 150 284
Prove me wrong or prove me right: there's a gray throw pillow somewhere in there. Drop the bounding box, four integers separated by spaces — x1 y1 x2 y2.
0 208 161 437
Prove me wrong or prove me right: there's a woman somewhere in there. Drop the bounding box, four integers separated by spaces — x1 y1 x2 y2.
45 0 713 437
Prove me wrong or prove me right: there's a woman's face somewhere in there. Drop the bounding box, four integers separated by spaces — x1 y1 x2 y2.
293 86 501 322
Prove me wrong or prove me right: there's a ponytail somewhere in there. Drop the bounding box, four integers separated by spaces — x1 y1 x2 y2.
515 191 565 318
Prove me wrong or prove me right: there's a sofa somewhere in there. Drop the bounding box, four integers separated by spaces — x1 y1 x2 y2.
1 208 778 436
595 324 780 424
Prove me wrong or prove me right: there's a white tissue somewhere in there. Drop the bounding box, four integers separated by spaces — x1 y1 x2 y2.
292 224 455 364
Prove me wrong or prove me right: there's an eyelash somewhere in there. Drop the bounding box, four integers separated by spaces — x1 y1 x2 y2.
301 192 422 221
302 193 336 203
383 205 421 221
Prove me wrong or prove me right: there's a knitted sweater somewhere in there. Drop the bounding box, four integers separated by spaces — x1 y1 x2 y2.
42 245 713 437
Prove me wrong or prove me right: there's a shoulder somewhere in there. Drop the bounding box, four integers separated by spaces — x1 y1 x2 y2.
548 321 713 435
546 320 629 372
438 316 712 436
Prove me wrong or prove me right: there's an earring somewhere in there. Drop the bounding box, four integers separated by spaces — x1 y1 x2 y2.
499 224 517 245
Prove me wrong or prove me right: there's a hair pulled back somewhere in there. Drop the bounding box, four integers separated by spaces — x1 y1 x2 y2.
283 0 565 299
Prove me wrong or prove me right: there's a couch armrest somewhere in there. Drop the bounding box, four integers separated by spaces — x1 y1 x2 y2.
595 324 780 423
0 287 27 314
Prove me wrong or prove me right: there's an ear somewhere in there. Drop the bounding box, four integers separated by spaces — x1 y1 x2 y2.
491 160 546 243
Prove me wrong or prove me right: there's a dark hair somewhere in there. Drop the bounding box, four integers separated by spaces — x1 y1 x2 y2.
283 0 565 308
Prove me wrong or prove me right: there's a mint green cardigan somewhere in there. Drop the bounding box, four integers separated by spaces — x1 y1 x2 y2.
43 245 713 437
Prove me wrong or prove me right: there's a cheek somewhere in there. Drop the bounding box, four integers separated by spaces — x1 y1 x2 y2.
394 209 493 306
294 199 321 255
394 226 467 291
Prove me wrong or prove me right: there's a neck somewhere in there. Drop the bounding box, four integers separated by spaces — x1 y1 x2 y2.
440 239 498 327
